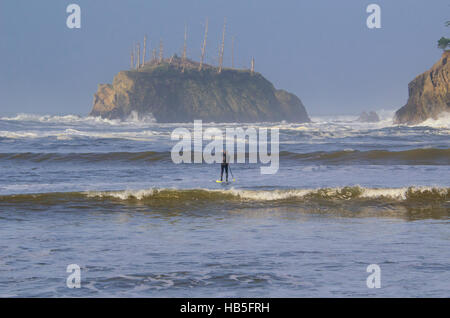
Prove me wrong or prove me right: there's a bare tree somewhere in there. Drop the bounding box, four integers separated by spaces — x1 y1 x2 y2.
142 35 147 67
218 18 226 73
131 48 134 69
159 40 164 63
199 18 209 71
231 36 235 69
251 57 255 75
133 43 136 69
182 25 187 72
137 43 141 69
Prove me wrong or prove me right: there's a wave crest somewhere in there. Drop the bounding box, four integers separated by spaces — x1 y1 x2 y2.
2 187 447 220
86 186 449 203
1 148 448 165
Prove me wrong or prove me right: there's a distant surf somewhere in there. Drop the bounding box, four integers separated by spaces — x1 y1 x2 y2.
2 110 450 128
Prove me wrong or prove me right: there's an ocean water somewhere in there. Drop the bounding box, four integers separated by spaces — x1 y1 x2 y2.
0 111 449 297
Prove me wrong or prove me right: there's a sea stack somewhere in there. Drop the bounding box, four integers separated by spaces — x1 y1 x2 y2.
90 57 310 123
357 111 380 123
394 51 450 125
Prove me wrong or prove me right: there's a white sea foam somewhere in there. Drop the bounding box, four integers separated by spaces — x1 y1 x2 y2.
228 188 313 201
0 131 40 139
87 188 159 200
1 111 448 143
414 112 450 129
359 187 410 200
0 111 156 126
0 128 160 141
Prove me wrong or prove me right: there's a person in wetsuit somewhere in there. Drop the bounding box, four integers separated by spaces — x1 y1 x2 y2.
221 151 230 182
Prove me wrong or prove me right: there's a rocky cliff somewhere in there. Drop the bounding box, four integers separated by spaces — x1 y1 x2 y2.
90 57 310 123
394 51 450 124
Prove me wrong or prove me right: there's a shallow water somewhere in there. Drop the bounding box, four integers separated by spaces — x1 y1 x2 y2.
0 113 449 297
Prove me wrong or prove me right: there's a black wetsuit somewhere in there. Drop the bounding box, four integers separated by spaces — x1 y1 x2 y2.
221 152 229 182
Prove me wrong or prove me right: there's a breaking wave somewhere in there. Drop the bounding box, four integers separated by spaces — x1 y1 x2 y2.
86 186 450 203
279 148 450 165
0 129 160 141
1 111 449 129
0 151 168 163
1 148 448 165
1 186 448 205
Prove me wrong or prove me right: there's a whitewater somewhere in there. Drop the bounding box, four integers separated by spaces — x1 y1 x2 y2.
0 112 449 297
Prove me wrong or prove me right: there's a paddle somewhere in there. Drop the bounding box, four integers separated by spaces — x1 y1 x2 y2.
229 165 236 182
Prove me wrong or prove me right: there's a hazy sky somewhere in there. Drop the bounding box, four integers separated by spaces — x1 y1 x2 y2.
0 0 448 116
